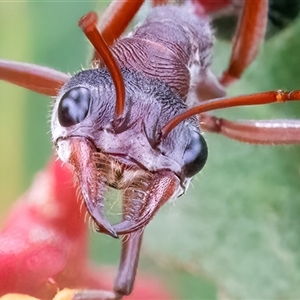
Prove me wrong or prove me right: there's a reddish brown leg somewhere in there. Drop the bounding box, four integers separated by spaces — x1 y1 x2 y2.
0 59 69 96
95 0 144 49
220 0 268 87
162 90 300 137
201 113 300 144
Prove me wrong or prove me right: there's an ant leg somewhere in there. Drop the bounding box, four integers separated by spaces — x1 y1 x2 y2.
220 0 268 87
0 0 144 98
72 230 144 300
201 113 300 144
114 229 144 297
0 59 69 96
94 0 144 52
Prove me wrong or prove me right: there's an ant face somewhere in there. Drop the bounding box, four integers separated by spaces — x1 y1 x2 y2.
1 1 300 299
52 66 208 237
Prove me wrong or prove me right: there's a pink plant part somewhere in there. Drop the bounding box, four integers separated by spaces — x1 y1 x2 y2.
0 159 174 300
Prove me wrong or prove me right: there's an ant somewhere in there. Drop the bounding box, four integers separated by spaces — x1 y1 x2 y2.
0 0 299 295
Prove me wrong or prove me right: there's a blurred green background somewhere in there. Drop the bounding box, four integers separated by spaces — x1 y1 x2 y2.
1 2 300 299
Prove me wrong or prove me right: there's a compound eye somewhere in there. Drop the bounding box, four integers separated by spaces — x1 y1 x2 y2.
58 87 91 127
183 131 208 177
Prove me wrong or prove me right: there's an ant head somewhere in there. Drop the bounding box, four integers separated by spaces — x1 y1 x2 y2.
51 67 207 236
52 67 207 176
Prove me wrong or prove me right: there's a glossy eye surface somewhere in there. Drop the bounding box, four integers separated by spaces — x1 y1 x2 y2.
183 131 208 177
58 87 91 127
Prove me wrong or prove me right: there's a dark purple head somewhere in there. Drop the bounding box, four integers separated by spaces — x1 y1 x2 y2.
51 67 207 237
